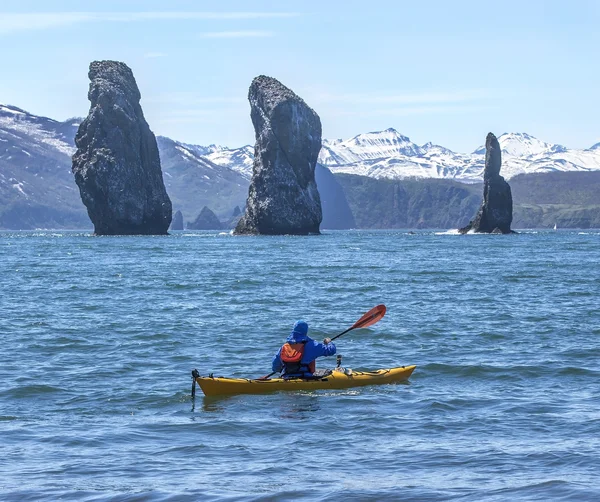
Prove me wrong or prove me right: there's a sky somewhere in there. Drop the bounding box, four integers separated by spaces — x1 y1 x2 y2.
1 0 599 152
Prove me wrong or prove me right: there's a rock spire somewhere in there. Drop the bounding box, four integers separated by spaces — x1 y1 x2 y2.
188 206 222 230
72 60 172 235
234 75 322 235
460 133 514 234
170 210 184 231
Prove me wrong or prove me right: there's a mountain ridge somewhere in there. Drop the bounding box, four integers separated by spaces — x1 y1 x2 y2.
1 100 598 231
183 126 600 183
317 129 600 182
0 103 353 229
4 103 600 184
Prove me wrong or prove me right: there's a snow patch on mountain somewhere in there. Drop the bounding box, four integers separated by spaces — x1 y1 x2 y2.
174 144 210 164
421 142 455 156
204 145 254 179
0 104 27 116
0 103 76 156
12 181 27 196
504 149 600 176
200 129 600 183
319 128 423 166
177 142 224 157
473 132 566 157
156 136 254 179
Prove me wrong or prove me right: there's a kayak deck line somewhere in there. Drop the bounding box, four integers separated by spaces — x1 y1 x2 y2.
193 365 416 396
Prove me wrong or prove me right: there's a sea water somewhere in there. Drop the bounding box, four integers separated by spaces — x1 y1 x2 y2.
0 230 599 501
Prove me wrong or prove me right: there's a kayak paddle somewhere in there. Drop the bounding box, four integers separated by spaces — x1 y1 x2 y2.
259 304 387 380
331 304 386 341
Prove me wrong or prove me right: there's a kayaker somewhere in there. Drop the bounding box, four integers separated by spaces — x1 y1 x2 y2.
271 320 336 379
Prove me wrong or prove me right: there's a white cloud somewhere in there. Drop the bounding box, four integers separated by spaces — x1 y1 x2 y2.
0 11 298 34
199 31 274 38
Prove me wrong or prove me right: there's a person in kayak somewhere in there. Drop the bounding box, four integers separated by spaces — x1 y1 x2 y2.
271 320 336 379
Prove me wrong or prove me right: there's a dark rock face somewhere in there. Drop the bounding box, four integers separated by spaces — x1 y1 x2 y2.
223 206 243 229
170 210 184 230
234 75 322 235
188 206 222 230
72 60 172 235
459 133 514 234
315 164 355 229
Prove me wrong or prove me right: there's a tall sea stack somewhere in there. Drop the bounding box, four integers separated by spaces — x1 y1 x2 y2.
459 133 514 234
72 60 172 235
234 75 322 235
170 210 184 231
187 206 222 230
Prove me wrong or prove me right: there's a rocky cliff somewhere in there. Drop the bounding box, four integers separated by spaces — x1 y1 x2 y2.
222 206 243 229
72 60 172 235
188 206 222 230
170 210 184 231
234 75 322 235
315 164 356 229
337 174 481 229
459 133 514 234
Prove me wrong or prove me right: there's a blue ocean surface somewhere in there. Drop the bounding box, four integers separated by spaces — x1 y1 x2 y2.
1 229 599 501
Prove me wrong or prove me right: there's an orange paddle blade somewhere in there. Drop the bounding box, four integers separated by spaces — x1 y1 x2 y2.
351 304 386 330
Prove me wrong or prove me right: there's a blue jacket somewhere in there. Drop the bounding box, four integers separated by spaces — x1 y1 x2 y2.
272 321 336 376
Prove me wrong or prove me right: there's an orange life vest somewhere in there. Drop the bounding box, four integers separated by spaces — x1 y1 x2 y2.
280 342 316 375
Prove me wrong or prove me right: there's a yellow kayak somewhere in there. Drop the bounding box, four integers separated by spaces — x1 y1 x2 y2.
195 365 416 396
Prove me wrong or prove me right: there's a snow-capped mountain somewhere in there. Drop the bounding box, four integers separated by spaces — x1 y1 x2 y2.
177 128 600 183
1 103 357 229
2 102 599 230
191 128 600 183
320 128 424 166
472 132 566 157
0 105 88 228
0 104 79 156
0 104 251 228
175 141 224 158
156 136 249 219
3 101 600 228
313 129 600 182
196 128 600 183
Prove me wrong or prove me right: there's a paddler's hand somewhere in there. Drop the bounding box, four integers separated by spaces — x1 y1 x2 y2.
323 338 332 345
